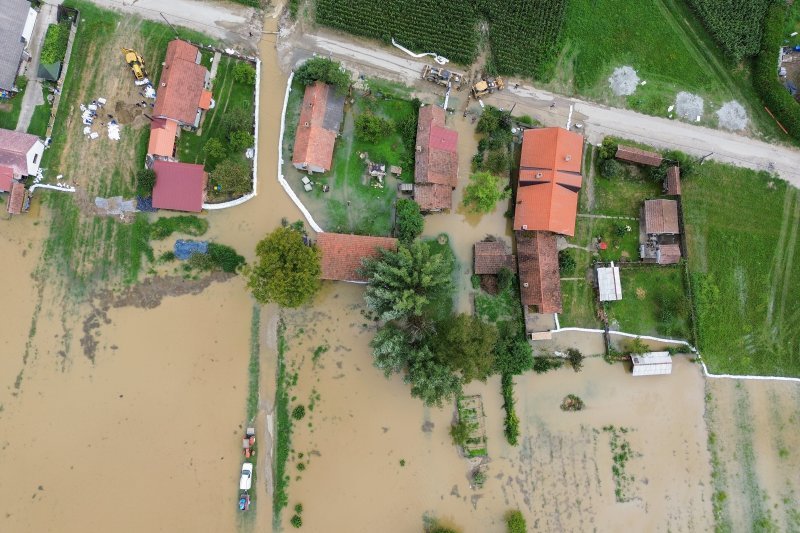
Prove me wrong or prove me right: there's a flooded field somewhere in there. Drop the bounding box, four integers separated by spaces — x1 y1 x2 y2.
279 283 715 532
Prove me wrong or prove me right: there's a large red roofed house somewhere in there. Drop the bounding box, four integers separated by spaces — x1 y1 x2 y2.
414 105 458 212
0 127 45 179
152 160 208 212
317 233 398 283
292 81 345 174
515 127 583 236
152 40 210 128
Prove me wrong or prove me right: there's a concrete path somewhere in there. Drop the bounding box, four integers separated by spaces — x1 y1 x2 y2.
283 29 800 186
208 51 222 81
16 2 58 133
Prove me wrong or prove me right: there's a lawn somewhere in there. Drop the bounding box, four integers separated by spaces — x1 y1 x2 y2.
474 278 522 324
176 54 255 168
606 266 692 339
424 234 458 321
282 80 417 236
27 85 53 137
683 161 800 376
551 0 782 137
0 76 28 130
559 279 602 329
593 167 662 217
568 217 640 269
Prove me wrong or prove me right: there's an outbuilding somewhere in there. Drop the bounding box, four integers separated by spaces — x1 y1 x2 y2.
631 351 672 376
596 262 622 301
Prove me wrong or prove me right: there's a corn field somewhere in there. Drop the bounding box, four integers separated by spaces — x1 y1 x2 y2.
685 0 772 61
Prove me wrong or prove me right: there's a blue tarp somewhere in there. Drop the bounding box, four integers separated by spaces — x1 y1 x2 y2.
136 195 157 212
174 239 209 260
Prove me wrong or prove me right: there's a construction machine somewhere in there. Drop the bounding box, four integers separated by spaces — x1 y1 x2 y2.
470 76 505 99
121 48 148 81
422 65 463 88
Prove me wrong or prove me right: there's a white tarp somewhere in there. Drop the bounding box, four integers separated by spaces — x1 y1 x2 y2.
597 262 622 301
632 352 672 376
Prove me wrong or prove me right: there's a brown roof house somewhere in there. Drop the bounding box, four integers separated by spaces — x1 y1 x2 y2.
152 40 211 128
474 240 515 275
413 105 458 212
0 128 44 178
292 81 345 174
665 166 681 196
640 199 682 264
152 160 208 213
516 231 562 313
317 233 398 283
615 145 663 167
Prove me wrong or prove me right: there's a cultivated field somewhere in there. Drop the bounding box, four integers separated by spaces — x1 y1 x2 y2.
683 162 800 376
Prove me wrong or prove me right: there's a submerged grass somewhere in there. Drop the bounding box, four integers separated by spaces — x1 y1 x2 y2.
247 305 261 422
273 319 291 528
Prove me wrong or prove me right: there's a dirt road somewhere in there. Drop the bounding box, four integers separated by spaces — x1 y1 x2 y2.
282 28 800 187
84 0 263 50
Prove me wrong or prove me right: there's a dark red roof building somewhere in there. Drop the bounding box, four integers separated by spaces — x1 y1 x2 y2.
665 166 681 196
474 240 515 275
317 233 398 282
615 145 663 167
0 165 14 192
516 231 562 313
413 105 458 211
6 181 25 214
152 160 208 212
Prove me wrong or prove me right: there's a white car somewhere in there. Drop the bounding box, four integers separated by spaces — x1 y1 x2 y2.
239 463 253 491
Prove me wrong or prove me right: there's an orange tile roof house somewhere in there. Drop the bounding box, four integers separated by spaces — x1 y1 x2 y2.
474 240 515 275
152 160 208 212
0 128 45 178
152 40 210 128
292 81 345 174
147 118 178 159
515 127 584 236
516 231 562 313
615 145 663 167
317 233 398 283
414 105 458 212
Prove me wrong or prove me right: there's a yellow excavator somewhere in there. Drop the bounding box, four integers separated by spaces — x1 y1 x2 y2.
121 48 148 81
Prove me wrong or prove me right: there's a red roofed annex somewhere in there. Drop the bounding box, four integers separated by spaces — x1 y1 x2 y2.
317 233 398 282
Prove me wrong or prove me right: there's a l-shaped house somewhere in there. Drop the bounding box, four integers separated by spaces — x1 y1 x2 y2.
0 128 43 215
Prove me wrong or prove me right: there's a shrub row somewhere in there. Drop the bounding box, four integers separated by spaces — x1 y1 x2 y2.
501 373 520 445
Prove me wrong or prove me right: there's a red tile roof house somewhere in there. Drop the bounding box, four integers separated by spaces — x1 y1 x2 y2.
317 233 398 283
513 127 584 315
152 160 208 212
0 165 14 193
640 199 682 264
474 240 515 275
413 105 458 212
292 81 345 174
0 128 45 178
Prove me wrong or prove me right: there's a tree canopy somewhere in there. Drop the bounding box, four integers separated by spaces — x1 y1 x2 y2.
361 241 452 321
433 313 498 382
462 171 510 213
295 57 351 94
394 198 424 244
246 226 321 307
354 112 393 143
210 159 252 196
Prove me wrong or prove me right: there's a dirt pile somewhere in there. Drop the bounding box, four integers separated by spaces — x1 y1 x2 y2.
608 66 640 96
675 92 704 121
716 101 748 131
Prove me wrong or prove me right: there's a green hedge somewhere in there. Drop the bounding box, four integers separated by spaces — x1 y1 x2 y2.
40 20 71 65
753 3 800 141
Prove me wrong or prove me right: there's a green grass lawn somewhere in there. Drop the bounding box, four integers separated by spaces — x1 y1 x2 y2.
606 266 692 339
27 85 53 137
569 217 640 266
593 168 662 217
0 76 28 130
559 279 602 329
552 0 783 137
424 234 457 321
176 55 255 168
683 162 800 376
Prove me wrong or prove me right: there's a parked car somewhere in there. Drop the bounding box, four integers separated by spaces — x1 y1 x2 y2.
239 462 253 491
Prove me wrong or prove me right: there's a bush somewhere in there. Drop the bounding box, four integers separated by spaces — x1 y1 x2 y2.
292 405 306 420
558 250 576 275
230 130 255 152
505 510 527 533
40 21 70 65
150 215 209 240
290 514 302 528
210 158 251 196
450 418 471 448
355 112 393 143
753 3 800 142
497 267 512 290
532 357 563 374
295 57 351 94
462 171 510 213
598 137 618 160
599 158 623 179
203 138 227 160
294 503 303 514
501 374 520 445
566 348 584 372
232 62 257 85
188 252 215 271
560 394 585 411
470 274 481 289
207 242 246 273
484 149 510 175
136 168 156 197
394 198 424 244
159 251 176 262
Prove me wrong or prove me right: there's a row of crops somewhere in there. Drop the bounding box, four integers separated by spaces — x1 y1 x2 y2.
314 0 568 80
685 0 772 62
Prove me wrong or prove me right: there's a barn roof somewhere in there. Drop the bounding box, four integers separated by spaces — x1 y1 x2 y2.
317 233 398 282
414 105 458 187
413 183 452 212
665 166 681 195
6 181 25 214
474 240 515 275
516 231 561 313
0 128 39 176
643 199 679 235
0 165 14 192
615 145 663 166
0 0 31 91
147 118 178 158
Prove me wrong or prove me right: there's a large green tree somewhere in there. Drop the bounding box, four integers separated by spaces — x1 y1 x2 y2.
295 57 351 94
394 198 424 244
434 313 498 382
210 158 251 196
246 226 321 307
462 171 510 214
361 241 451 321
355 112 393 143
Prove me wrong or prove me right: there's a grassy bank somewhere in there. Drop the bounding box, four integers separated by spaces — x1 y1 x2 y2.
683 162 800 376
273 320 291 528
247 305 261 422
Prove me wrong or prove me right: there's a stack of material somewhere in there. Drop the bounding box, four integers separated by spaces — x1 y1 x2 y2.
94 196 136 215
174 239 209 260
107 122 121 140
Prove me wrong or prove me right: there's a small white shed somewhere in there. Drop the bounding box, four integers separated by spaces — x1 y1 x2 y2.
597 262 622 301
631 351 672 376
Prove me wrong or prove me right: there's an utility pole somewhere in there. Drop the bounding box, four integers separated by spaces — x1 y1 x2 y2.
160 13 180 38
697 152 713 165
